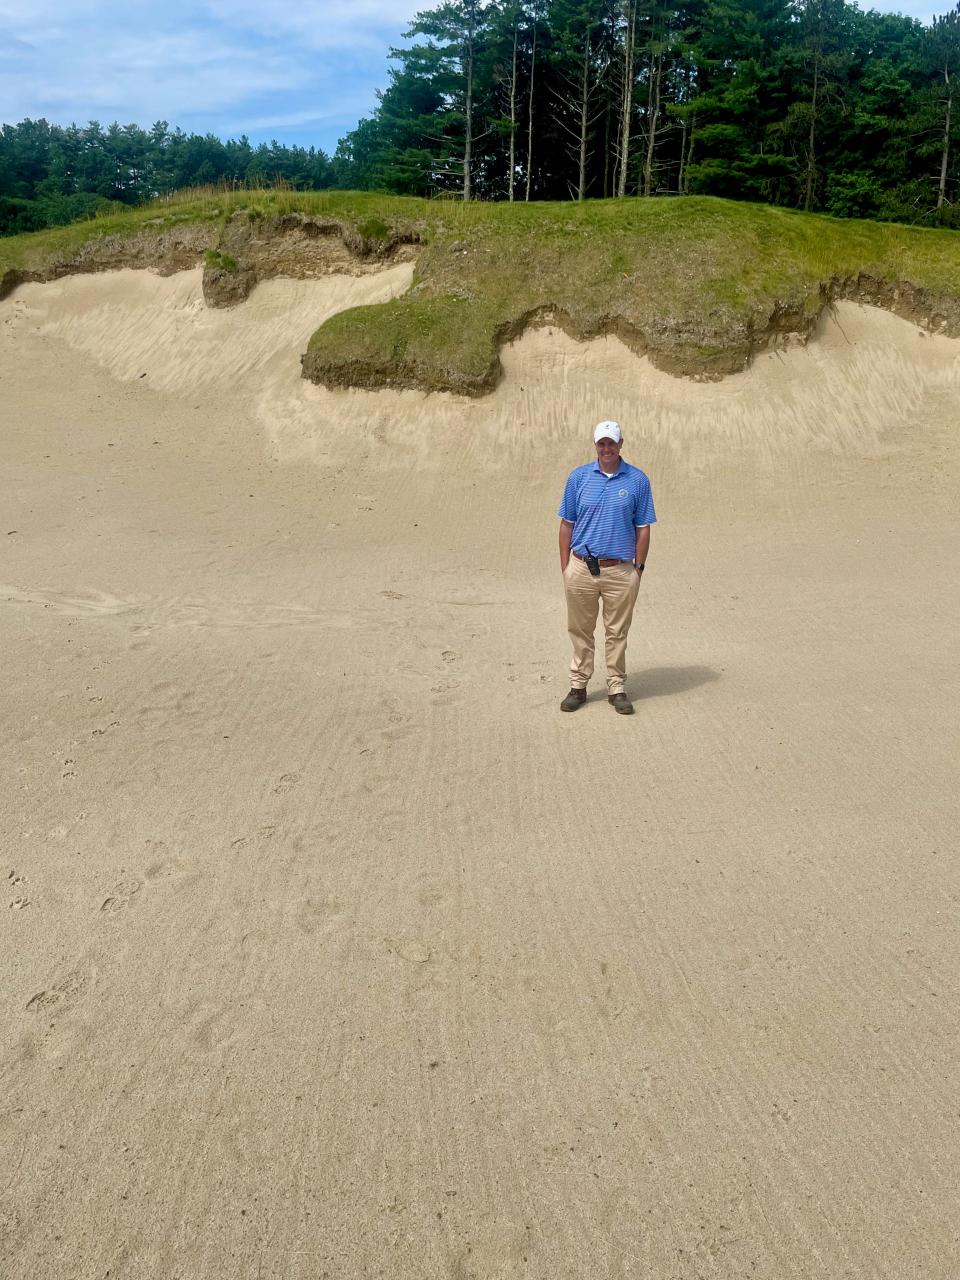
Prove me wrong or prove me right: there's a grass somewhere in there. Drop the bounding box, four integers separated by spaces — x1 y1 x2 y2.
305 195 960 390
4 190 960 389
0 188 437 282
205 249 240 274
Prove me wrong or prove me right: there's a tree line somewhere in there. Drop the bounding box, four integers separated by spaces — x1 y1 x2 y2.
3 0 960 237
0 119 335 235
335 0 960 223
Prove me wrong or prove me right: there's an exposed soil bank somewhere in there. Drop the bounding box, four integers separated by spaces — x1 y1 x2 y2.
0 223 216 299
0 209 420 306
4 200 960 392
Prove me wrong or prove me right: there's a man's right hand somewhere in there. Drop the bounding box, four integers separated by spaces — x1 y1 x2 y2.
559 519 574 575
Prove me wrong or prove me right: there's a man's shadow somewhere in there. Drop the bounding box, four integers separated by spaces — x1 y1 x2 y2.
623 665 721 701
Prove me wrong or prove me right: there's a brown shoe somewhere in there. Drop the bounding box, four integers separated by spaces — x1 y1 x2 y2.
560 688 587 712
608 692 634 715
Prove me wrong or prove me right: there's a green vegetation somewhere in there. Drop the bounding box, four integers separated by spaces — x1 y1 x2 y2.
3 190 960 391
337 0 960 224
0 196 221 282
0 189 432 286
304 194 960 391
357 217 392 245
4 0 959 239
4 0 960 240
205 249 239 274
0 119 334 236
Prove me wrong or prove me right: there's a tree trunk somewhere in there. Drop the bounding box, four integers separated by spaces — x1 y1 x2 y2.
939 63 953 211
526 24 537 201
643 48 662 197
804 57 819 212
508 20 518 201
463 6 475 200
685 123 696 193
617 0 637 197
677 66 694 194
686 112 701 192
603 101 611 197
578 30 590 201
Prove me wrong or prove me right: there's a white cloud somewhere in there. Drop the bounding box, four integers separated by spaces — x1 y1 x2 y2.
201 0 423 43
0 1 418 148
2 28 308 120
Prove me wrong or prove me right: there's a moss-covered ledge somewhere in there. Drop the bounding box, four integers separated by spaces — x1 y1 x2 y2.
4 191 960 389
0 190 430 302
301 197 960 392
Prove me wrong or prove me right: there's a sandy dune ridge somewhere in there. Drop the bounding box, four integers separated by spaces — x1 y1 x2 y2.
2 267 959 1279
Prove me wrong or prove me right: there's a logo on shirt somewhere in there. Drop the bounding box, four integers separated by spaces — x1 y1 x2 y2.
618 488 628 499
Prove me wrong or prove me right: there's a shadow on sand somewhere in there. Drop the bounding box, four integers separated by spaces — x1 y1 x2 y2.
624 665 721 702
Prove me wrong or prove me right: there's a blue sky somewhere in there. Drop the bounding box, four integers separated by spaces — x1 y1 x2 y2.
0 0 950 157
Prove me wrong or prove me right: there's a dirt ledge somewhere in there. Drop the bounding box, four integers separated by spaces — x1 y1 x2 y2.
202 211 420 307
0 224 217 301
0 210 422 305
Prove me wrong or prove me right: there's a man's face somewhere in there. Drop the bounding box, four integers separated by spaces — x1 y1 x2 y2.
595 435 623 470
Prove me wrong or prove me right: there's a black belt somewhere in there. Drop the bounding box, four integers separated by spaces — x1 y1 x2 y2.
574 552 630 567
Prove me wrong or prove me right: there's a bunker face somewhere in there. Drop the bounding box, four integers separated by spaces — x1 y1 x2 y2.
2 271 959 1279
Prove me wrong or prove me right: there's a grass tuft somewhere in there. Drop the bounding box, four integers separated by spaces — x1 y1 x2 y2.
205 249 239 274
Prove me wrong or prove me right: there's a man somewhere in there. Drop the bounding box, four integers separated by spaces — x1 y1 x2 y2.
557 421 656 715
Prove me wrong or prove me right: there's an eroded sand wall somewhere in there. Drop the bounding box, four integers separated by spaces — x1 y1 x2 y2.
8 268 960 470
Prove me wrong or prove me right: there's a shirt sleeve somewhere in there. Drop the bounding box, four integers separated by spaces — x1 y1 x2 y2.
557 471 579 522
634 475 657 526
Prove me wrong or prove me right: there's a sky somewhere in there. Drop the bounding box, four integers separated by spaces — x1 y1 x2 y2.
0 0 951 158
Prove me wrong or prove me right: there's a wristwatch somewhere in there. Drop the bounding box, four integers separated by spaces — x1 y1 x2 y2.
634 561 645 571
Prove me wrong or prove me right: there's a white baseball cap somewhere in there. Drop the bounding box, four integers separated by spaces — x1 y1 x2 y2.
594 420 622 443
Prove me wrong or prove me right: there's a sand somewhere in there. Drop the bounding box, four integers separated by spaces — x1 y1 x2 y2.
2 267 959 1279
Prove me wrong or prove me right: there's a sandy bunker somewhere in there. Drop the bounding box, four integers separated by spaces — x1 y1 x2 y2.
2 269 959 1279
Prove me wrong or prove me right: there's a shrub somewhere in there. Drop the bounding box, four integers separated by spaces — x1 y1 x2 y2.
358 216 390 244
205 249 239 273
824 173 884 220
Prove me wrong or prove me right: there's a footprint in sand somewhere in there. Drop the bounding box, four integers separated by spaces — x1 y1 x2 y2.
273 772 301 795
99 878 143 913
91 721 121 737
230 824 277 851
8 870 30 909
144 850 197 884
431 679 461 695
379 707 415 744
26 964 94 1013
381 590 405 600
432 693 462 708
441 649 460 664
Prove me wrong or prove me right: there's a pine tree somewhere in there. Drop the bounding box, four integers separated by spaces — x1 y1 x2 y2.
927 2 960 215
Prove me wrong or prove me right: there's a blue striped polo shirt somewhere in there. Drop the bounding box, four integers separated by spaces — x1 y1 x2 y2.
558 459 657 561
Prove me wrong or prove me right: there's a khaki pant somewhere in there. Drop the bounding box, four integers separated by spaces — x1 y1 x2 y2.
563 556 641 694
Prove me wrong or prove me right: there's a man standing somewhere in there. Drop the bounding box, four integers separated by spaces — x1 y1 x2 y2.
557 421 656 715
